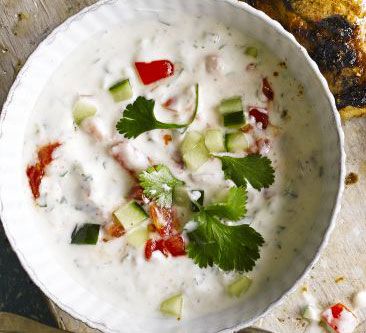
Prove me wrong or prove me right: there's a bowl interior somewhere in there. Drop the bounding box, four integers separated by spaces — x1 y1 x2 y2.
0 0 344 332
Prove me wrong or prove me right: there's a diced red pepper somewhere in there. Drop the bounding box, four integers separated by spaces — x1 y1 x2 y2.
144 235 185 260
26 142 61 199
249 108 269 129
331 303 345 319
321 303 357 333
149 203 179 237
135 60 174 85
164 234 186 256
262 77 274 101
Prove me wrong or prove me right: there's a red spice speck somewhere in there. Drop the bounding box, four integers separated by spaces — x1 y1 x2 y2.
163 134 173 146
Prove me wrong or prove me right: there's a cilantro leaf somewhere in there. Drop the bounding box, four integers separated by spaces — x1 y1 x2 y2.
139 164 184 207
187 211 264 272
216 154 274 190
116 85 199 139
116 97 186 138
205 186 247 221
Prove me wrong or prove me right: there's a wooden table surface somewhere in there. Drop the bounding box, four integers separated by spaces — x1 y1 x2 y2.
1 1 366 332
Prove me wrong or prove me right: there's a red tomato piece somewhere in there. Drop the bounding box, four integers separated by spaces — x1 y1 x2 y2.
135 60 174 85
149 203 179 237
26 142 61 199
262 77 274 101
164 234 186 257
38 142 61 167
249 108 269 129
26 164 44 199
145 239 154 260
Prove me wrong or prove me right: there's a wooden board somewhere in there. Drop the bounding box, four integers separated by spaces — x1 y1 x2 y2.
1 1 366 332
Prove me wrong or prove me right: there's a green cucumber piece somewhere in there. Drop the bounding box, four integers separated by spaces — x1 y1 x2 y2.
227 276 252 297
160 293 183 319
191 190 204 212
225 132 249 153
245 46 258 58
219 96 242 115
181 132 209 171
71 223 100 245
181 131 203 155
204 129 225 153
73 100 97 126
223 112 245 127
183 144 209 171
127 226 149 248
109 79 133 102
113 201 147 230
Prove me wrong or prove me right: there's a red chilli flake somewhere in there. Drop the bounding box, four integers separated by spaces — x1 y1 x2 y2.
262 77 274 101
26 142 61 199
249 108 269 129
135 60 174 85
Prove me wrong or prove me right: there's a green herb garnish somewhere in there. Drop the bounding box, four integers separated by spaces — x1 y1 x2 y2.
116 84 199 139
205 186 247 221
216 154 274 189
139 164 184 208
187 210 264 272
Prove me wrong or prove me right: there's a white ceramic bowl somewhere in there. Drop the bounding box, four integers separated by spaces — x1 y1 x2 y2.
0 0 345 332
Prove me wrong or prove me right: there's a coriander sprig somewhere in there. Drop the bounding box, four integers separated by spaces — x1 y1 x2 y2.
116 84 199 139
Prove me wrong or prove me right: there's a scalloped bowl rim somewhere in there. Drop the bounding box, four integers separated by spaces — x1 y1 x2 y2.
0 0 345 332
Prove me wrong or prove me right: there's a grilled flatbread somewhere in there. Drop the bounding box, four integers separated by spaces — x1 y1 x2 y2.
244 0 366 120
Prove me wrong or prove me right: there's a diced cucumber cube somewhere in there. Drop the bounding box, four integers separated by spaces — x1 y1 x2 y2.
73 100 97 126
245 46 258 58
183 144 209 171
113 201 147 230
181 132 209 171
223 112 245 127
204 129 226 153
225 132 249 153
160 293 183 320
127 226 149 248
219 96 243 115
109 79 133 102
227 276 252 297
181 131 203 155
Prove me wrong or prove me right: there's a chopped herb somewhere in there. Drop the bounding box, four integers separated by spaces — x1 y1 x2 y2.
139 165 184 208
216 154 275 189
206 187 247 221
116 85 199 139
187 210 264 272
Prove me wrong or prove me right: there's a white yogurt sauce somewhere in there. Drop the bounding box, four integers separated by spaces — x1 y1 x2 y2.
23 16 326 320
